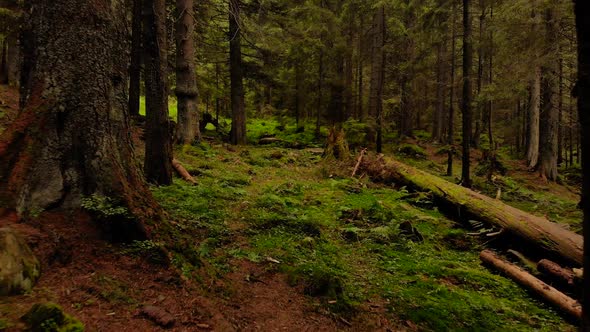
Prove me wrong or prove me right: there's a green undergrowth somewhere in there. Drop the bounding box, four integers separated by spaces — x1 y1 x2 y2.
150 141 574 331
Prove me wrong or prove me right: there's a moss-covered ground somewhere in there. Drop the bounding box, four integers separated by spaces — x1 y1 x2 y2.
149 119 577 331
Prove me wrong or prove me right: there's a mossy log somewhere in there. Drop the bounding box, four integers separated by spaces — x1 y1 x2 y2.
480 250 581 320
360 155 583 266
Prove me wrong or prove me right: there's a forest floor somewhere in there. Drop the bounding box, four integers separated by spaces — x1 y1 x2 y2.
0 85 582 331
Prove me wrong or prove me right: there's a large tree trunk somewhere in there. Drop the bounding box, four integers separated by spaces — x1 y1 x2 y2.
0 0 160 237
229 0 246 145
538 7 558 181
175 0 200 145
359 155 584 266
128 0 142 118
573 1 590 328
461 0 473 188
143 0 173 185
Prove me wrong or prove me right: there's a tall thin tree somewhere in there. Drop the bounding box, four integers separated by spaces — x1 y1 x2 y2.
447 0 457 177
461 0 473 188
143 0 173 185
176 0 201 145
229 0 246 145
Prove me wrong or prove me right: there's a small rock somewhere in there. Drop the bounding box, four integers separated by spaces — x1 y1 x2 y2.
0 227 40 295
140 305 175 328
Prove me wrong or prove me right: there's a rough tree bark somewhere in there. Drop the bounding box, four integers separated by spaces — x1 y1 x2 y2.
0 0 161 237
229 0 246 145
433 41 445 143
461 0 473 188
128 0 142 118
143 0 173 185
527 67 541 169
538 7 558 181
360 155 584 266
573 1 590 328
175 0 201 145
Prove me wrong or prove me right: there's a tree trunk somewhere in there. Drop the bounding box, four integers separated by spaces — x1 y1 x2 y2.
360 155 584 266
143 0 173 185
433 42 444 143
480 250 581 320
229 0 246 145
473 3 485 148
573 1 590 328
527 67 541 169
358 15 364 122
368 5 385 135
461 0 473 188
344 12 354 120
175 0 200 145
295 62 304 129
538 7 558 182
316 49 323 138
558 57 563 166
0 0 161 237
447 0 457 177
128 0 142 118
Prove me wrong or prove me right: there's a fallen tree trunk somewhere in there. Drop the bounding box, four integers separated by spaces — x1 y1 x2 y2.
538 259 576 286
480 250 581 320
172 159 196 185
360 155 583 266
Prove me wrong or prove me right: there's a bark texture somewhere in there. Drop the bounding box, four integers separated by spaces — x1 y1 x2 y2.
229 0 246 145
360 155 584 266
143 0 173 185
128 0 142 118
175 0 200 145
0 0 160 235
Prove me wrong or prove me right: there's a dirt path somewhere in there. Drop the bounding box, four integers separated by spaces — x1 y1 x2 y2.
0 210 359 331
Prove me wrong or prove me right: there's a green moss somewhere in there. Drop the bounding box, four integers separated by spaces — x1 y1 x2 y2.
147 143 574 330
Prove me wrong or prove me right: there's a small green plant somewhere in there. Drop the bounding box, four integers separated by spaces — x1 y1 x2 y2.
81 194 130 219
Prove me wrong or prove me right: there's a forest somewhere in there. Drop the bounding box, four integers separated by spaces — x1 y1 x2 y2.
0 0 590 330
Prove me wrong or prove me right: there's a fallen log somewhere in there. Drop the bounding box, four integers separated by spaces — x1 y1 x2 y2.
172 159 196 185
360 155 583 266
480 250 581 320
538 259 575 286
